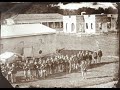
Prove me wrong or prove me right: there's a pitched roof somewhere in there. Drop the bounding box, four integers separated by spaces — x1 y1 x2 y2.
10 13 63 23
1 23 56 38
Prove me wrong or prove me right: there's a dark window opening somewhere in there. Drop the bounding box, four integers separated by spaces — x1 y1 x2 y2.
91 23 93 29
100 23 102 30
71 23 75 32
86 23 88 29
66 23 68 31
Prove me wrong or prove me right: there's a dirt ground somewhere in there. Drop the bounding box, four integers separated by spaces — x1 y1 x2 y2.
12 33 119 88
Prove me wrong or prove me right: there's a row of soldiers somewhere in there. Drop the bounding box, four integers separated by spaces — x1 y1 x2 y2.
23 49 102 81
0 49 103 83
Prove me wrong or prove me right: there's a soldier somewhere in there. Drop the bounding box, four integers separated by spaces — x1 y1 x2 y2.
6 63 10 81
23 60 29 81
0 64 13 88
69 56 72 73
1 64 7 77
85 51 90 69
49 58 52 75
54 57 58 74
51 58 55 74
88 52 93 66
29 60 34 80
97 49 103 63
11 63 17 83
93 51 98 64
40 61 44 78
43 61 47 78
82 51 87 72
45 59 49 75
65 55 69 73
34 59 40 79
80 60 87 79
75 54 79 70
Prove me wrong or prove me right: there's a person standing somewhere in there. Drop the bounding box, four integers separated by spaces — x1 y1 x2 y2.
34 60 40 79
97 49 103 63
88 52 93 66
92 51 98 64
0 65 13 88
69 56 72 73
23 60 29 81
80 60 87 79
11 63 17 83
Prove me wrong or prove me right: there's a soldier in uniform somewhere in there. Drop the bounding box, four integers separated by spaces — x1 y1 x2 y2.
65 55 69 73
11 63 17 83
54 57 58 74
80 59 87 79
34 59 40 79
82 51 87 72
85 51 90 69
0 64 13 88
29 60 34 80
88 52 93 66
1 64 7 77
51 58 55 74
23 60 29 81
93 51 98 64
97 49 103 63
69 56 72 73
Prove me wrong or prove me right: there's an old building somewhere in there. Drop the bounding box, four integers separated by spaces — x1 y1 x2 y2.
1 23 57 58
63 14 118 34
3 13 63 31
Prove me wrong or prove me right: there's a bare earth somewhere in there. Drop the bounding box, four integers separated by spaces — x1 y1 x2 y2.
12 33 119 88
13 56 119 88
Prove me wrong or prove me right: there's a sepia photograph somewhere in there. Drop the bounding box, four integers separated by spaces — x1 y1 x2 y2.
0 2 119 88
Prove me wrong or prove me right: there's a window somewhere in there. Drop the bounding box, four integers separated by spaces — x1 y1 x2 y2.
66 23 68 31
99 23 102 30
49 22 53 28
91 23 93 29
55 22 59 28
86 23 88 29
71 23 75 32
42 22 47 26
60 22 63 28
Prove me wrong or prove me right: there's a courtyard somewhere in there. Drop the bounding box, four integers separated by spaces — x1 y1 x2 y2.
12 33 119 88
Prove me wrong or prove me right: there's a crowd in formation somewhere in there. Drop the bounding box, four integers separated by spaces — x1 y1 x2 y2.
0 49 103 83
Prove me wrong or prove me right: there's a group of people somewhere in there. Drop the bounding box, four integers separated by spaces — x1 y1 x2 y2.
0 63 17 83
0 49 103 83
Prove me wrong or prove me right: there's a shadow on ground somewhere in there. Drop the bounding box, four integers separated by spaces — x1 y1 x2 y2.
14 60 119 84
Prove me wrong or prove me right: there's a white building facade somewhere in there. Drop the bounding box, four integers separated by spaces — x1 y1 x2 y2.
83 15 96 34
63 15 77 33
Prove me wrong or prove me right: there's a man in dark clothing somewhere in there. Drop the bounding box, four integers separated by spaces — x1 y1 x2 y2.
97 49 103 63
0 65 13 88
93 51 98 64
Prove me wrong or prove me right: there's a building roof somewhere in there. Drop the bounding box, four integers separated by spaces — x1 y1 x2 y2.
1 23 56 39
10 13 63 23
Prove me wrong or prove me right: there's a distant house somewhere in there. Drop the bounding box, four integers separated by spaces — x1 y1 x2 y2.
63 14 118 34
3 13 63 31
1 23 57 58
